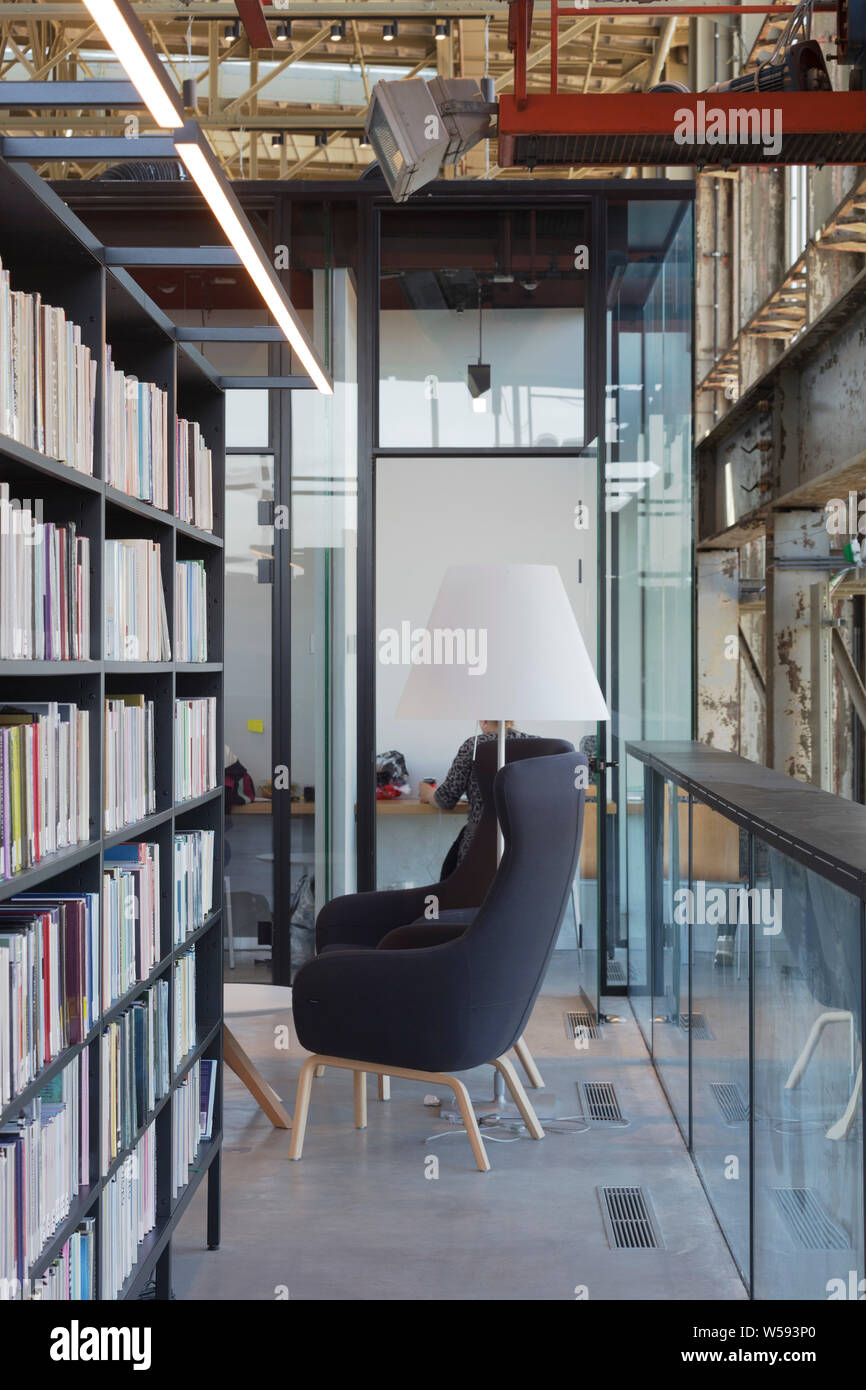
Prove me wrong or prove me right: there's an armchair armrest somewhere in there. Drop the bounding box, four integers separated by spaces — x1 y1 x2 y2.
315 884 437 951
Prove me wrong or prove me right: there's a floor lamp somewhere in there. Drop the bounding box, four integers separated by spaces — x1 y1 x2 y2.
396 562 609 1115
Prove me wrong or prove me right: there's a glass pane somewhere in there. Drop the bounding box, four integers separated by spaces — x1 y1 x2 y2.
225 388 269 449
609 198 693 996
651 779 689 1136
379 206 588 449
223 452 274 982
753 849 864 1300
626 754 652 1047
289 266 358 978
375 451 597 1004
690 801 751 1283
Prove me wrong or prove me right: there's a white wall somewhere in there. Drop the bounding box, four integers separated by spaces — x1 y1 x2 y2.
376 455 597 791
380 308 585 449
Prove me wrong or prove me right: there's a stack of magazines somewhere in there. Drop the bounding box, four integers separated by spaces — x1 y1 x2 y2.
174 697 217 803
101 842 161 1010
103 347 169 508
100 1121 156 1298
0 257 97 475
0 482 91 660
0 701 91 880
175 559 208 662
99 979 169 1177
104 539 171 662
173 828 215 945
0 890 98 1106
171 1060 201 1199
175 417 214 532
103 695 155 833
0 1054 88 1286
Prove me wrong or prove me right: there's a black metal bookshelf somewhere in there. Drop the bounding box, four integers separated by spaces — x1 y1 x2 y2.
0 152 224 1301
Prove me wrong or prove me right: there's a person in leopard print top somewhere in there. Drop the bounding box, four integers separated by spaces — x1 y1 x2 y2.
418 721 538 866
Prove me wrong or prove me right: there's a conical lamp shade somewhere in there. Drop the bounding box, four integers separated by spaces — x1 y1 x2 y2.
395 563 609 722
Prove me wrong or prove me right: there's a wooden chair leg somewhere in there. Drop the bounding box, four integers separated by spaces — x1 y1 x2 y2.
513 1035 545 1089
377 1074 390 1101
354 1070 367 1129
288 1055 319 1159
314 1064 326 1078
223 1024 292 1129
493 1055 545 1140
449 1076 491 1172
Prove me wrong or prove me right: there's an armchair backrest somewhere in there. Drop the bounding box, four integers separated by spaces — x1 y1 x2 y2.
455 749 587 1065
437 736 575 912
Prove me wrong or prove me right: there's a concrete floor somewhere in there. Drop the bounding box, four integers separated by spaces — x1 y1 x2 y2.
172 955 748 1301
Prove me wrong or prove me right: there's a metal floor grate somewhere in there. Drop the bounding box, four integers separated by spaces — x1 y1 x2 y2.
606 960 627 985
581 1080 627 1125
710 1081 750 1125
598 1186 663 1250
772 1188 850 1251
565 1010 601 1041
680 1011 714 1041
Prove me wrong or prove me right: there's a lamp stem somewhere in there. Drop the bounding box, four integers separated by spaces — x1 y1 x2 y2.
496 719 505 864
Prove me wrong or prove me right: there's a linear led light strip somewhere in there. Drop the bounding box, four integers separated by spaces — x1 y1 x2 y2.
81 0 184 128
175 136 332 394
81 0 332 395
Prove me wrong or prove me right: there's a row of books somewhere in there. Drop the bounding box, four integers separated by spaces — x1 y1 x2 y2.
100 1120 156 1300
23 1219 95 1300
0 483 91 662
103 696 155 834
175 559 208 663
0 257 97 475
0 702 90 881
99 978 169 1177
173 949 196 1072
0 1053 88 1286
174 698 218 804
104 539 171 663
103 348 169 510
174 829 216 946
171 1060 201 1200
101 843 161 1011
176 418 214 533
0 891 98 1107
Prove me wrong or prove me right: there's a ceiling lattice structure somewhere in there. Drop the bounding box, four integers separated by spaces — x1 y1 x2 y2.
0 1 694 180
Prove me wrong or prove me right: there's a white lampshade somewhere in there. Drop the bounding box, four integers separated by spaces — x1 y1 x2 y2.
395 563 609 723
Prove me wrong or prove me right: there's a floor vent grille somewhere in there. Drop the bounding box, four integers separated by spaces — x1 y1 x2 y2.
582 1080 627 1125
598 1186 663 1250
680 1011 714 1041
565 1010 601 1041
710 1081 750 1125
772 1188 849 1251
606 960 627 985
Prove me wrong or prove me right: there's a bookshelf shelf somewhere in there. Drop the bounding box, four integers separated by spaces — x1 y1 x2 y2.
0 152 224 1303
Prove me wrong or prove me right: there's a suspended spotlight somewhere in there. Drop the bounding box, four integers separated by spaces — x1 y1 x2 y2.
272 133 285 146
315 132 328 147
276 22 291 43
358 133 370 147
330 20 346 41
435 20 450 41
383 21 398 41
223 21 239 45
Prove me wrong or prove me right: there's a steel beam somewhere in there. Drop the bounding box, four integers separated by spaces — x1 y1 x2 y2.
1 135 177 159
218 376 315 388
0 81 143 107
105 247 242 266
177 326 285 340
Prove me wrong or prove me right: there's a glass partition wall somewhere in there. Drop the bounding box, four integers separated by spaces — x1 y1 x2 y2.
634 750 865 1299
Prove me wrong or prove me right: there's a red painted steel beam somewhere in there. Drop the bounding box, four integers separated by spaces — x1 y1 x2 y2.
498 91 866 137
557 5 835 13
235 0 273 49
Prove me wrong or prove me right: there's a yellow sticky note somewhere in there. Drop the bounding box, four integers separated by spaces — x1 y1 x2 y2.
247 719 264 734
